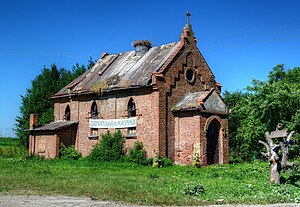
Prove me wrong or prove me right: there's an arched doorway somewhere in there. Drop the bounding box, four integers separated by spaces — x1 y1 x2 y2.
206 119 220 165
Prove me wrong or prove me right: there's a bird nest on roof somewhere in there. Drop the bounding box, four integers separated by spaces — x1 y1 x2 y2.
132 40 152 47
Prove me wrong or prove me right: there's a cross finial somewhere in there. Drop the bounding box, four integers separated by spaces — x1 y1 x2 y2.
186 10 191 25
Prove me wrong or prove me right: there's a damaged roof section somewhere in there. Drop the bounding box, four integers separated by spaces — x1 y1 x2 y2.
172 89 229 114
29 121 78 132
53 42 181 98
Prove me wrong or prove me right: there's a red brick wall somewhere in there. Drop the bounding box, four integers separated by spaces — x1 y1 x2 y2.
174 112 229 166
49 26 229 165
30 134 58 159
53 90 160 158
57 125 77 147
174 112 201 165
154 27 229 164
156 46 216 160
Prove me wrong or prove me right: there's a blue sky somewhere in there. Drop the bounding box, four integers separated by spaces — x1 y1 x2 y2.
1 0 300 134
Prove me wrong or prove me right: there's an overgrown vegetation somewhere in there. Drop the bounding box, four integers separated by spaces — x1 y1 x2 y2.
128 141 150 165
223 64 300 162
88 130 124 162
0 157 299 205
59 144 82 160
0 138 27 158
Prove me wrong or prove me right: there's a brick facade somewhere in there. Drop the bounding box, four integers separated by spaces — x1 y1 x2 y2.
29 22 229 166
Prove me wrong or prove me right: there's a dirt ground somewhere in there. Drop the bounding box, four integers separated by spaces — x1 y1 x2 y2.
1 194 300 207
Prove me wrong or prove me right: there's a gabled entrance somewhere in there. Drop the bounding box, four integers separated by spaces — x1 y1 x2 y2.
206 119 220 165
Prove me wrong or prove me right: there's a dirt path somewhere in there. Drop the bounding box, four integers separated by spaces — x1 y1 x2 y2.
0 195 299 207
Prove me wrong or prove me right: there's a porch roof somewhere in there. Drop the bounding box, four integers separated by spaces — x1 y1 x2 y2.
29 121 78 132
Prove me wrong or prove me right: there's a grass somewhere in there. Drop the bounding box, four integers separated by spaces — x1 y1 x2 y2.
0 158 299 205
0 137 27 158
0 138 299 205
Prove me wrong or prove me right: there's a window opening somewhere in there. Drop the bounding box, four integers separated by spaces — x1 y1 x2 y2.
65 105 71 121
91 101 99 119
89 101 99 139
185 67 195 83
127 98 136 137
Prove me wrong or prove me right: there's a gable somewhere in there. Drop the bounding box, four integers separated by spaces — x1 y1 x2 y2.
204 90 227 113
171 89 228 114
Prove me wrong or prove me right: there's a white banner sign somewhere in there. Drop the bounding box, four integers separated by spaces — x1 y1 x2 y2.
89 117 137 129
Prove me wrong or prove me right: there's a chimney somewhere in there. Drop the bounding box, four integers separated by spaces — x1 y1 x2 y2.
132 40 152 56
30 114 39 130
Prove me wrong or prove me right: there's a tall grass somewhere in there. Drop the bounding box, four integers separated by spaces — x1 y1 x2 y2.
0 137 27 158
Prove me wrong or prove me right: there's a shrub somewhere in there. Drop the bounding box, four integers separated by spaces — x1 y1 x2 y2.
152 152 173 167
128 141 148 165
183 182 205 196
89 130 124 161
60 144 82 160
161 157 173 167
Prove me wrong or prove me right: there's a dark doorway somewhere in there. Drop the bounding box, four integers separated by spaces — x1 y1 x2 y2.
206 119 220 165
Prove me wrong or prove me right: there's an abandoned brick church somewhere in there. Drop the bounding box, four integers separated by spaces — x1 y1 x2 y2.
29 15 229 166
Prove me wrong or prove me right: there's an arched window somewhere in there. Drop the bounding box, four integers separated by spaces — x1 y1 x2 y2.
65 105 70 121
91 101 99 119
128 98 136 117
127 98 136 137
89 101 99 139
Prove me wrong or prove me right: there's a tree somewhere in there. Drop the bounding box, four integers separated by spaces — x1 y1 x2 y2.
223 64 300 162
16 61 94 147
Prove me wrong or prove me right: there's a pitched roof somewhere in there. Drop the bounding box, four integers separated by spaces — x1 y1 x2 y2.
53 42 181 98
30 121 78 132
172 89 229 114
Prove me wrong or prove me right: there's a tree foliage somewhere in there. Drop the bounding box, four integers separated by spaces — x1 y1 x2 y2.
16 62 94 147
223 64 300 162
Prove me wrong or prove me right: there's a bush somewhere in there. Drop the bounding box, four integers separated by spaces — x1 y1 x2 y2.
152 152 173 167
183 182 205 196
161 157 173 167
128 141 148 165
89 130 124 162
60 144 82 160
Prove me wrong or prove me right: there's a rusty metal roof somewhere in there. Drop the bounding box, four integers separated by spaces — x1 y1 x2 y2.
172 89 229 114
30 121 78 132
53 42 181 98
172 90 212 111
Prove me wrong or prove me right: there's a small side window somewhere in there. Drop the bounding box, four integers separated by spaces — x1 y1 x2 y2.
89 101 99 139
64 105 71 121
91 101 99 119
127 98 136 138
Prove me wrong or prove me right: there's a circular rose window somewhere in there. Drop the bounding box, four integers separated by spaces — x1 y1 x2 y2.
185 67 195 84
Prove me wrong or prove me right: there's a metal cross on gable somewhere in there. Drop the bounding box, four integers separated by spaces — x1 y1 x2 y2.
186 10 191 25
